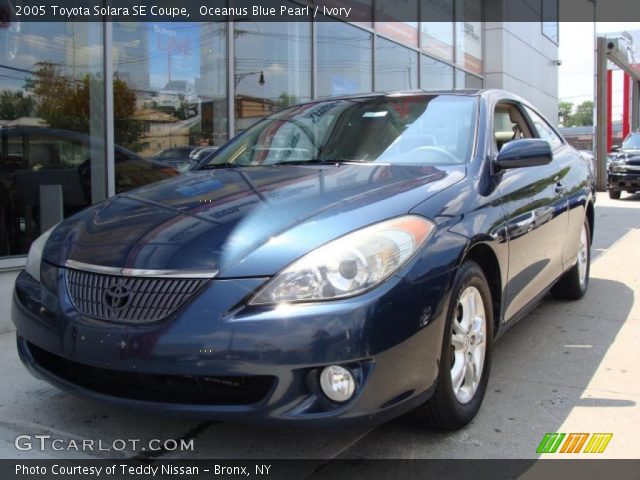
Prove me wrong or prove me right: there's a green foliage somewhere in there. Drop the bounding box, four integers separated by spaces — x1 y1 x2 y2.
558 101 574 126
573 100 594 127
0 90 35 120
26 62 143 151
559 100 593 127
277 93 299 108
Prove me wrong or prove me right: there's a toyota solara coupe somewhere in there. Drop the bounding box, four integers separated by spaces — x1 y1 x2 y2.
13 90 595 430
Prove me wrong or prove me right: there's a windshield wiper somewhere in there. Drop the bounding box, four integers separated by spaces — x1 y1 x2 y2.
199 162 239 170
270 159 330 166
270 159 375 166
200 159 369 169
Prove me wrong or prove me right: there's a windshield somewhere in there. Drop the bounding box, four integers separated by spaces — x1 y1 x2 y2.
202 95 477 168
622 133 640 149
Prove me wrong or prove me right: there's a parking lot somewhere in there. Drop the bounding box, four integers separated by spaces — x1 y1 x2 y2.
0 195 638 461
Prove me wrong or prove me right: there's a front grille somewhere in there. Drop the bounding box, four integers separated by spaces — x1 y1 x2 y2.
66 268 208 323
27 342 275 405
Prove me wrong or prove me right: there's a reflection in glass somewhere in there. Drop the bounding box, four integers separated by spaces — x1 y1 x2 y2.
454 0 482 75
420 0 454 61
375 0 419 47
456 69 483 89
455 21 483 76
204 95 477 167
542 0 559 43
421 56 454 90
0 23 105 256
376 37 418 92
234 20 311 132
317 21 372 97
113 22 228 179
464 73 483 89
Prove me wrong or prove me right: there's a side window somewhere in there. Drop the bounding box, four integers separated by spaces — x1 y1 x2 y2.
0 132 26 169
493 103 533 152
523 106 564 150
26 135 90 169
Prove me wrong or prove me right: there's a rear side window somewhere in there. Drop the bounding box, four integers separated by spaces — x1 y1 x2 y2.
523 106 564 150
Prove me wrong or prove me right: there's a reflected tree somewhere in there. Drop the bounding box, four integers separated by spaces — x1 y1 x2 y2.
26 62 143 151
0 91 35 120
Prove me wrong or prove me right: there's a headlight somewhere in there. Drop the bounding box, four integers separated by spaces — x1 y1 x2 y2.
610 161 626 172
250 215 435 305
24 224 57 283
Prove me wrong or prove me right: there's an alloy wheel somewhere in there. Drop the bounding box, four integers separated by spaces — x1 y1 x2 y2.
450 286 487 404
577 224 589 287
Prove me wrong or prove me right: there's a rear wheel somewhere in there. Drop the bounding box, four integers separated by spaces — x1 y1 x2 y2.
551 218 590 300
411 261 493 430
608 189 621 199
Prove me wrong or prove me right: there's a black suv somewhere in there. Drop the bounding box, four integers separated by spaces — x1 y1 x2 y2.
608 132 640 199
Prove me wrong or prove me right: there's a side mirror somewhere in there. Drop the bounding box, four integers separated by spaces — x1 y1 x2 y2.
495 138 552 169
611 145 620 152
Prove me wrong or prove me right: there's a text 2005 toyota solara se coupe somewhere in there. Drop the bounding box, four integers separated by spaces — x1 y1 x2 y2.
13 90 594 430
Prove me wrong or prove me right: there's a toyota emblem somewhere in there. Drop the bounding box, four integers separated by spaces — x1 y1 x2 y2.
103 282 132 316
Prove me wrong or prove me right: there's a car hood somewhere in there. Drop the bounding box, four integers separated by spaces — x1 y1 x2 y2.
43 164 464 277
617 148 640 164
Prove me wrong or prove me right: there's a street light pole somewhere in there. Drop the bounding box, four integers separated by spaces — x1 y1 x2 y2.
234 70 265 88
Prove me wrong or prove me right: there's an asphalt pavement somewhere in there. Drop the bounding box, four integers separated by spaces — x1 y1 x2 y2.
0 194 638 460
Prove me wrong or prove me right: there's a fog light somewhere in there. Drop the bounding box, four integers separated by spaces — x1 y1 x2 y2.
319 365 356 403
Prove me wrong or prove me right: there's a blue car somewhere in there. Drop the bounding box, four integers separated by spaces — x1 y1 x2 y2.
12 90 595 430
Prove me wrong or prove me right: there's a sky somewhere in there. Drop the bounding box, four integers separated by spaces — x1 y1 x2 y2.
559 22 640 120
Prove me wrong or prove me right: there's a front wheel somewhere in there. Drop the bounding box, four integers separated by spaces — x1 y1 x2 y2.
411 261 494 430
551 218 591 300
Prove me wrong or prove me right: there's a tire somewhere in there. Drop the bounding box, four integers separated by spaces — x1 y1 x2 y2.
551 217 591 300
608 190 621 199
411 260 494 431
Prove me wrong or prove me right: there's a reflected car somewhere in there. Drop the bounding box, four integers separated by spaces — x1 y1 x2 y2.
0 127 178 256
189 146 218 159
151 147 196 170
607 131 640 199
13 90 595 430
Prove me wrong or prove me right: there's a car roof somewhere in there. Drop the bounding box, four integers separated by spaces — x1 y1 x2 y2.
304 89 483 103
289 89 533 108
0 126 141 158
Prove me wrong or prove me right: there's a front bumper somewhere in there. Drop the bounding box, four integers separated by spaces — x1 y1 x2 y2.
12 264 454 427
607 171 640 192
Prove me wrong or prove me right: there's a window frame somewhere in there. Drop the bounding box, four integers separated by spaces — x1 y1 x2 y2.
541 0 560 45
522 104 566 152
489 100 536 156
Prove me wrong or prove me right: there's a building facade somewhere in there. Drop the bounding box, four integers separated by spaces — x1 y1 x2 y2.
0 3 559 267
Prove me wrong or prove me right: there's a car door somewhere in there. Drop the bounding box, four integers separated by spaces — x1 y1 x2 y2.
522 105 580 271
492 102 569 322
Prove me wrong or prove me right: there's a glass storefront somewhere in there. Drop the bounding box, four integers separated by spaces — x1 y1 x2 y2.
421 0 455 62
421 55 454 90
234 20 311 132
0 23 105 257
455 0 483 76
0 15 484 263
317 20 372 97
113 22 228 177
376 37 419 91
